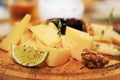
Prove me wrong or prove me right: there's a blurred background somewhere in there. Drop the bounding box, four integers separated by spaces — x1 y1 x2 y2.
0 0 120 36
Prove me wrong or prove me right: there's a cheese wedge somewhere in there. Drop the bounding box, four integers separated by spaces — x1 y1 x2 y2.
0 14 31 51
38 45 70 67
91 24 113 43
90 23 120 46
35 36 46 46
30 22 62 47
20 39 38 50
110 30 120 46
64 26 93 61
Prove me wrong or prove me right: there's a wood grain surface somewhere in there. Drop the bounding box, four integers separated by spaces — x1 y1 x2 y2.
0 50 120 80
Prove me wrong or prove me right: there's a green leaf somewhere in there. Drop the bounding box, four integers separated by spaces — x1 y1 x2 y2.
46 19 62 37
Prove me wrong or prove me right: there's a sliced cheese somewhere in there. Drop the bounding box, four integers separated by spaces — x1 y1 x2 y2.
20 30 33 44
38 45 70 67
20 39 38 50
0 14 31 51
35 36 46 46
91 23 113 43
91 23 113 35
93 29 112 43
93 42 120 56
64 26 93 61
110 30 120 46
30 22 62 47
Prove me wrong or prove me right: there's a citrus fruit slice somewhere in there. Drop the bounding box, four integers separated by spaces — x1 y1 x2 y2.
11 45 48 67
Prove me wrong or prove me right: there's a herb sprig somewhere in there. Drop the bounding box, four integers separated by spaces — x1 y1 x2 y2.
108 8 114 25
46 19 62 37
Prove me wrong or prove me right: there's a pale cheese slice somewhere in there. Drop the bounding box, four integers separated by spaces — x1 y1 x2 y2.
64 27 93 61
0 14 31 51
93 29 112 43
38 45 70 67
20 39 38 50
91 23 113 43
93 42 120 56
91 23 113 35
30 22 62 47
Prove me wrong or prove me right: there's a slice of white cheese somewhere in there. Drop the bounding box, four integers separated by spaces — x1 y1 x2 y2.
38 45 70 67
64 26 93 61
20 39 38 50
93 42 120 56
30 22 62 47
91 23 113 43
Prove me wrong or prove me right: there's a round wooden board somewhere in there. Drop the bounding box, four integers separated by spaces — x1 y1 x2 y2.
0 50 120 80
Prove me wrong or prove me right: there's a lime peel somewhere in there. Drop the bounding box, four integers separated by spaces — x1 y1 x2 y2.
11 45 48 67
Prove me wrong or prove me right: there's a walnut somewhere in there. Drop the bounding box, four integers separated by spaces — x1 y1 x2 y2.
81 49 109 69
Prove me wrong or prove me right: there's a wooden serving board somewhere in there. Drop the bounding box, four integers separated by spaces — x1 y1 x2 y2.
0 50 120 80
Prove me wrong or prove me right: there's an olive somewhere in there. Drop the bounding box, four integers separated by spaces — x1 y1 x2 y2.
47 18 84 35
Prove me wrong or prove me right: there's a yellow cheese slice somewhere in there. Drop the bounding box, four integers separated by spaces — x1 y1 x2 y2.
91 23 113 43
30 22 62 47
0 14 31 51
64 26 93 61
93 42 120 56
20 39 38 50
38 45 70 67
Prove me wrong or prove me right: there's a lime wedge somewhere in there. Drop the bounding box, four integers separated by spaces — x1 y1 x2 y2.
11 45 48 67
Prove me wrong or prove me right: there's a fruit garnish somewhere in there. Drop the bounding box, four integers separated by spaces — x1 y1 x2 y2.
11 45 48 67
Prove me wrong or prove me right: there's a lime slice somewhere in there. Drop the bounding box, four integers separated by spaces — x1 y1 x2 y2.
11 45 48 67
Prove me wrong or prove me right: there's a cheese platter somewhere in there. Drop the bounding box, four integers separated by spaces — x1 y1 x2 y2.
0 14 120 80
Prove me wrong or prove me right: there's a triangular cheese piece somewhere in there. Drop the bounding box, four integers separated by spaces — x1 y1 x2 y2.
64 26 93 61
30 22 62 47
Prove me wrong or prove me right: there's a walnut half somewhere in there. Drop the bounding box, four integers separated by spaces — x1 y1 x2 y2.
81 49 109 69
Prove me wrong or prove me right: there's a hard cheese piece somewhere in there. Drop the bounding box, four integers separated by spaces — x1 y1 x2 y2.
91 23 113 35
64 27 93 61
20 39 38 50
93 42 120 56
38 45 70 67
20 30 33 44
35 36 46 46
0 14 31 51
93 29 112 43
91 23 113 43
91 23 120 45
30 22 62 47
110 30 120 46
